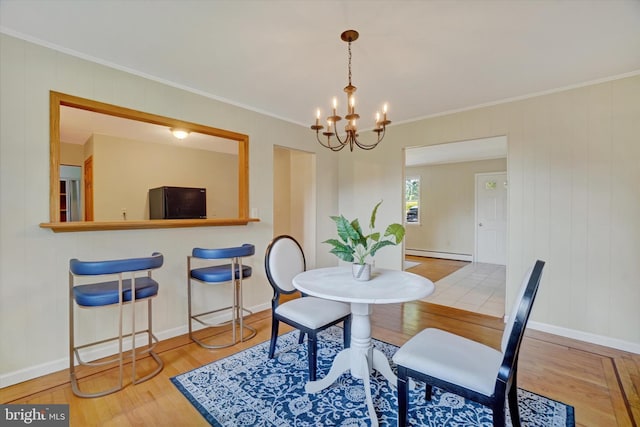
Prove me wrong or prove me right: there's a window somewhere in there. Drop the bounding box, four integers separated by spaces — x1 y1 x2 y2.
405 176 420 223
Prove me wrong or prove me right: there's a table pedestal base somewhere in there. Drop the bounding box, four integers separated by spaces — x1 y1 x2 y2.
304 303 396 427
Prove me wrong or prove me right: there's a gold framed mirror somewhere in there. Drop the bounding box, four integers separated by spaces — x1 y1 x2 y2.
40 91 255 232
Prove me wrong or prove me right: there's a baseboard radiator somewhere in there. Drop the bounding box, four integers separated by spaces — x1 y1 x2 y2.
405 249 473 262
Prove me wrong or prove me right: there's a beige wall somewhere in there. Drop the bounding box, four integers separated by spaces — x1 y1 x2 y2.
405 158 507 256
273 147 292 237
91 134 238 220
0 33 341 386
339 74 640 351
59 141 84 166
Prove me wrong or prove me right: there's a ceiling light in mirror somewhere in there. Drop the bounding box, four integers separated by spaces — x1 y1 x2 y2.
171 128 190 140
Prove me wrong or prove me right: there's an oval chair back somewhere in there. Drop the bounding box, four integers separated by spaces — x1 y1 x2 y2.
264 235 352 381
265 235 306 297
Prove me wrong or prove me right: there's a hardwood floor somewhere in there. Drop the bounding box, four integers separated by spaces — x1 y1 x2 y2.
2 260 639 426
405 255 469 282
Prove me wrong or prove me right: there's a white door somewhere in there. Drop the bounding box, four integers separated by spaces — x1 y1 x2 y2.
475 172 507 265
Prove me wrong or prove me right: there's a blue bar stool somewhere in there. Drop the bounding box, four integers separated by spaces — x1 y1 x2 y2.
69 252 164 398
188 244 257 348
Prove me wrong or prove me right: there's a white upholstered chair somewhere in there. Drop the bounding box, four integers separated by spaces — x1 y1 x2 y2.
264 235 352 381
393 260 545 426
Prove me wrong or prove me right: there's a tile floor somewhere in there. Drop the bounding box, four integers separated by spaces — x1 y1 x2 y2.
423 262 506 318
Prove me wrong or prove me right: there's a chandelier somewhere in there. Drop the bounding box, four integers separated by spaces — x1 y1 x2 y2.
311 30 391 152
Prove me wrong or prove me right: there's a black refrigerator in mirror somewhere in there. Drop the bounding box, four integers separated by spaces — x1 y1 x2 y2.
149 186 206 219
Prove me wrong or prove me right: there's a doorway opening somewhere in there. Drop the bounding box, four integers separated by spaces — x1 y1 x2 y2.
273 146 317 266
403 136 507 317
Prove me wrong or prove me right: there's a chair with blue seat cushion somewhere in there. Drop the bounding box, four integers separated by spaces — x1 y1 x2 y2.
392 260 545 427
188 244 257 348
265 235 352 381
69 252 164 398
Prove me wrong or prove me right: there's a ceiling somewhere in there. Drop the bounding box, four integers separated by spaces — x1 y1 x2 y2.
60 106 238 154
2 0 640 164
2 0 640 127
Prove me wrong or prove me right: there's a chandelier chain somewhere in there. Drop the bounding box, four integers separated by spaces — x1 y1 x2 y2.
348 40 352 87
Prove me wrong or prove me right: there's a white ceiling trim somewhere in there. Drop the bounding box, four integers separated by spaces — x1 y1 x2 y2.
393 69 640 127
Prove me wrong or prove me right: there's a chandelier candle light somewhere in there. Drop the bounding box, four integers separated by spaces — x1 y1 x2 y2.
311 30 391 152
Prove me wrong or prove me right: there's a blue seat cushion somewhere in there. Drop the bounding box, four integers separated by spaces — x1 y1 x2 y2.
191 264 252 283
73 277 159 307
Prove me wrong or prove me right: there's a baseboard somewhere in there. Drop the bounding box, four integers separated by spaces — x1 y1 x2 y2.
405 249 473 262
5 303 636 388
0 302 271 388
527 321 640 355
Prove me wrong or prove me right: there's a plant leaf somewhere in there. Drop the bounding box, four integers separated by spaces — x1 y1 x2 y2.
385 223 406 244
369 240 396 257
322 238 344 247
350 219 367 248
369 200 383 229
328 246 355 263
333 215 358 243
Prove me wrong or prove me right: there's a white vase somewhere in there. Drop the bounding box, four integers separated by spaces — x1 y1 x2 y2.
352 263 371 281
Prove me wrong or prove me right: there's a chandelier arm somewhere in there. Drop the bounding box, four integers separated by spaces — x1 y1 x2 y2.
315 132 347 151
352 127 386 150
332 129 349 146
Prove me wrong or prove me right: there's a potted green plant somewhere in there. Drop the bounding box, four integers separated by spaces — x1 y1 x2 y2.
324 201 405 280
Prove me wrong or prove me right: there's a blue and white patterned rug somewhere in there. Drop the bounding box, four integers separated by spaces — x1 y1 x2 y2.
171 327 574 426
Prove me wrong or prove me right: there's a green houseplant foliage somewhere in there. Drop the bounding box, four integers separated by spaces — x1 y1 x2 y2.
324 201 406 265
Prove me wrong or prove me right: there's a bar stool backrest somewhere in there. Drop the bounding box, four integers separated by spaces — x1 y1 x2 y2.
70 252 164 276
192 244 255 260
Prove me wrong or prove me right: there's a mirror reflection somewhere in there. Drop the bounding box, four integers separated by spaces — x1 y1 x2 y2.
49 91 250 228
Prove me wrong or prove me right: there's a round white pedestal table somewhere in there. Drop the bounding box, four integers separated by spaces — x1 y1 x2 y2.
292 266 435 426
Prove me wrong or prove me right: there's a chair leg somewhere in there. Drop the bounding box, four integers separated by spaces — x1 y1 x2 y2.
187 262 194 340
508 385 521 427
492 404 506 427
298 331 306 344
424 384 432 401
307 332 318 381
133 298 163 385
269 319 279 359
397 367 409 427
343 316 352 348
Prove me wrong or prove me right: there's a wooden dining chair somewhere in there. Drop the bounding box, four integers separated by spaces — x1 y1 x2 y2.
264 235 352 381
393 260 545 426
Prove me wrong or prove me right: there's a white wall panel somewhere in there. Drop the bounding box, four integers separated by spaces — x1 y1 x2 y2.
347 73 640 350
